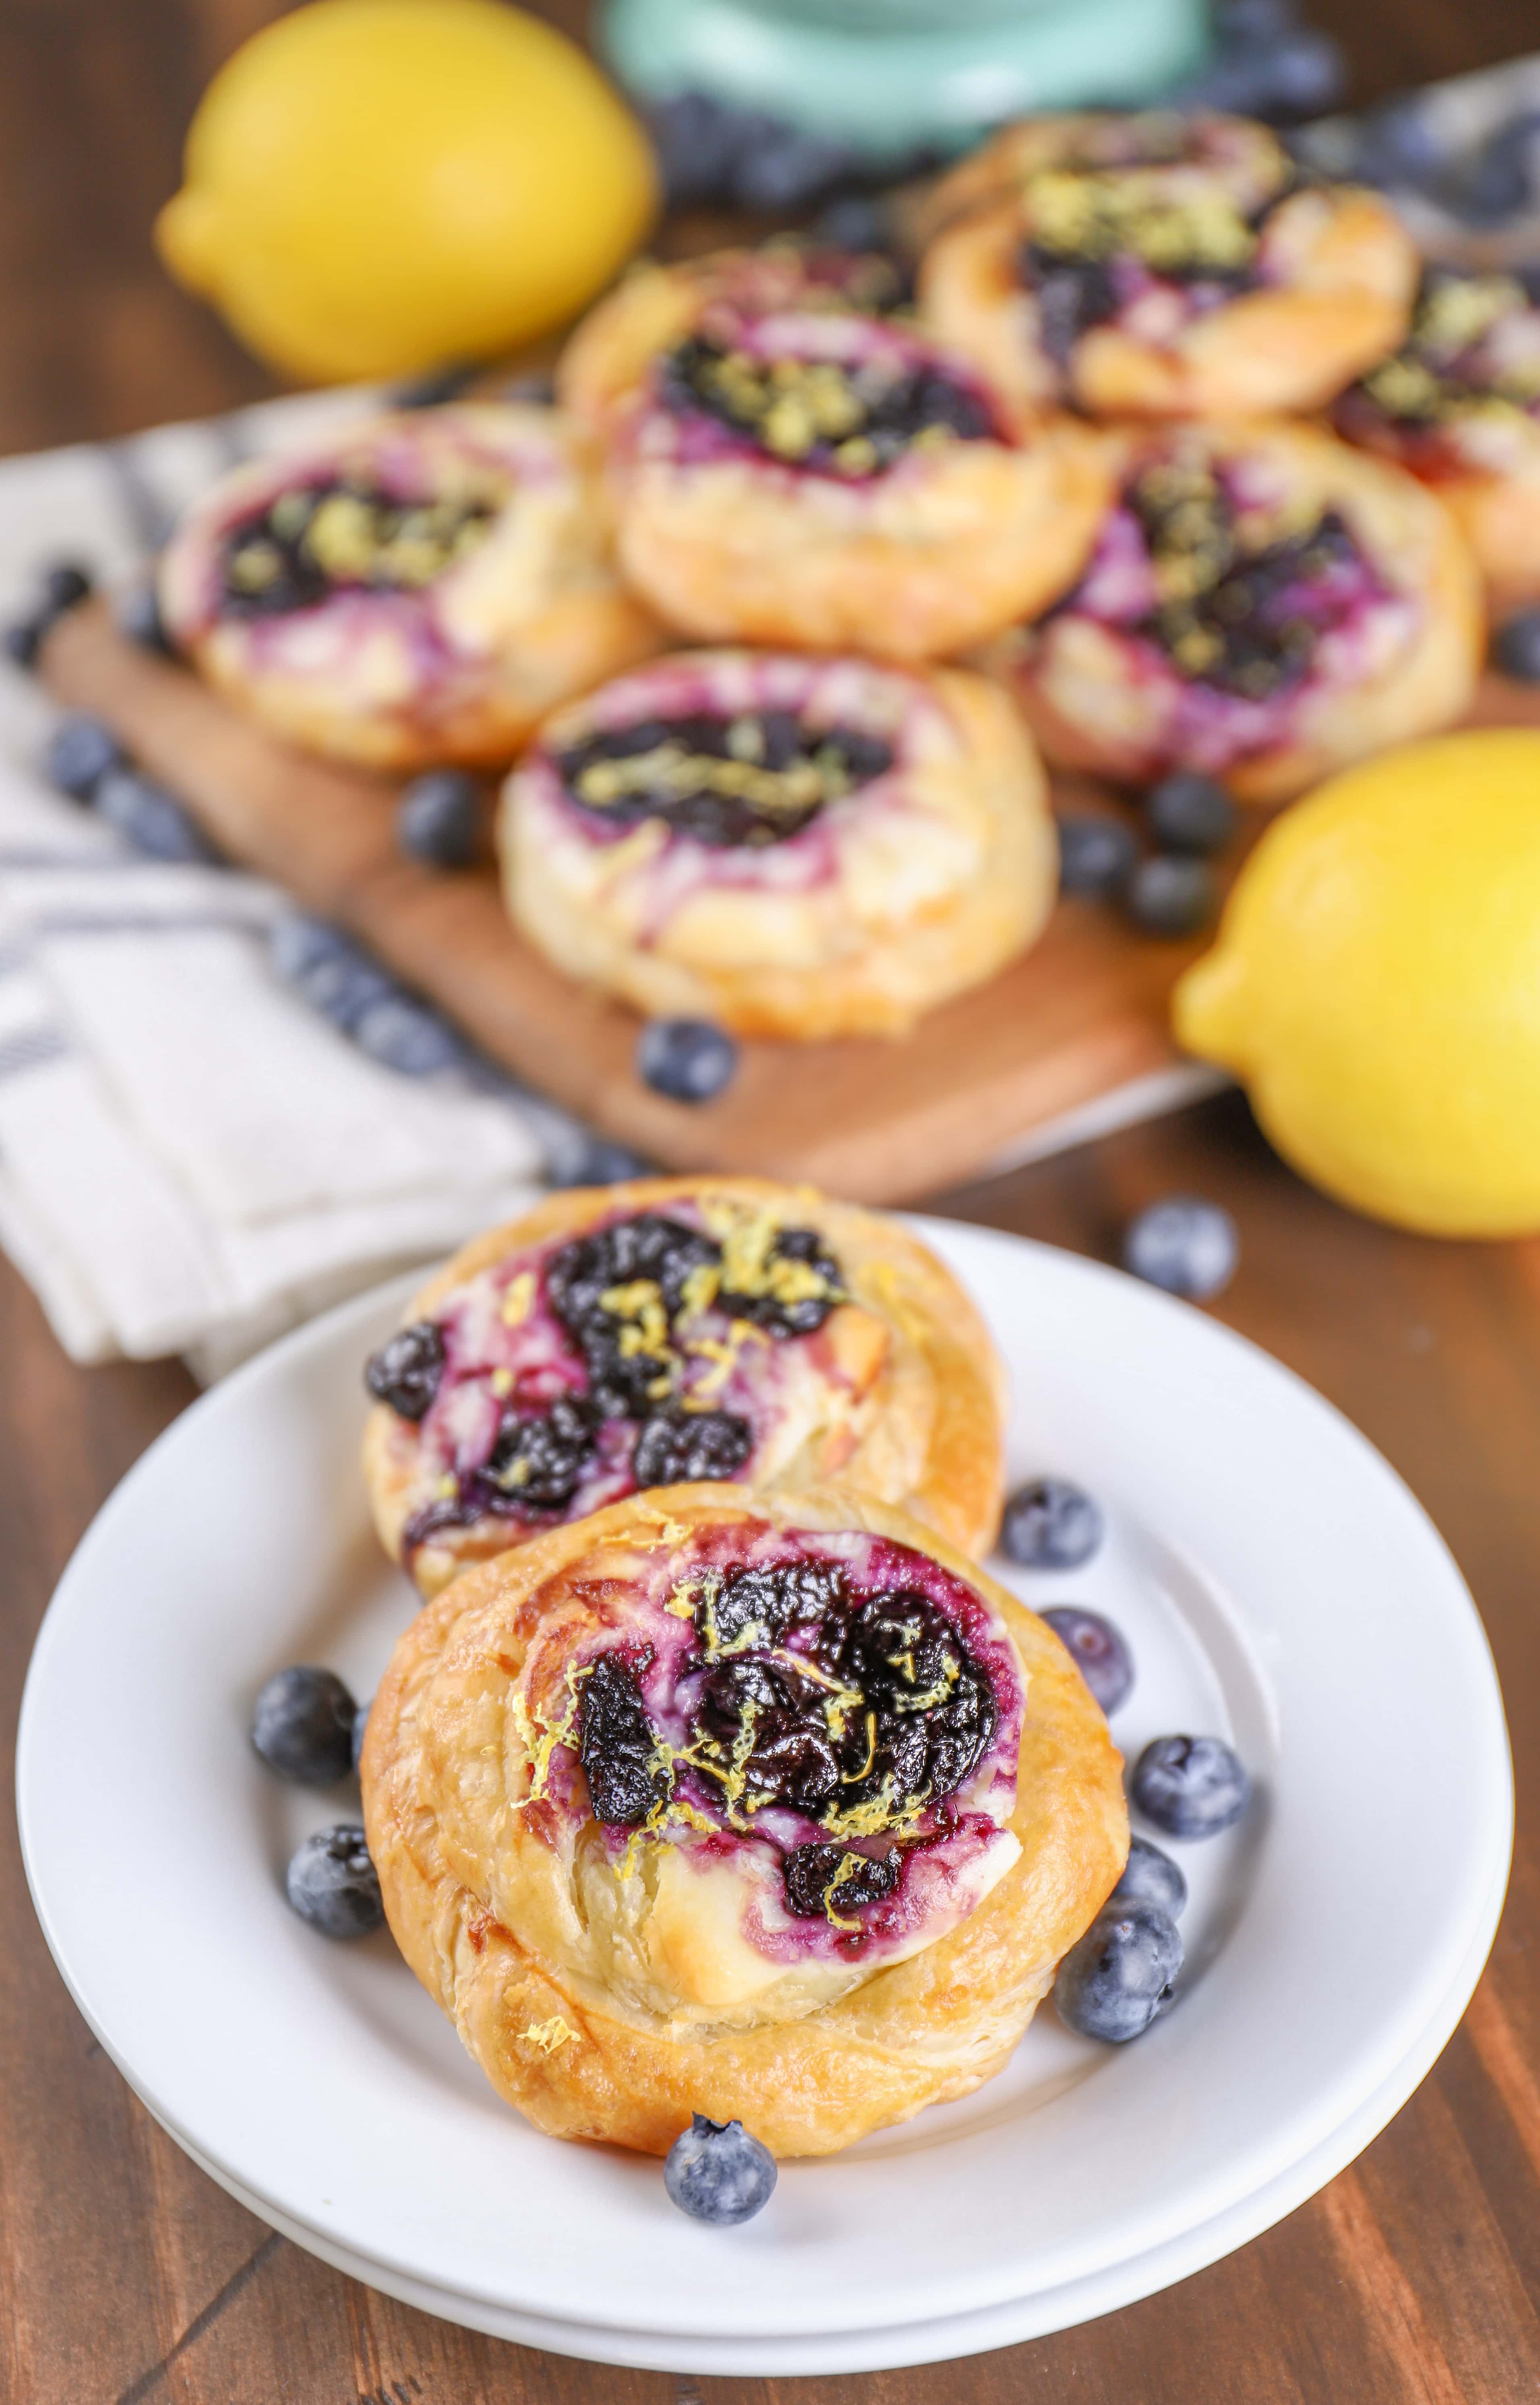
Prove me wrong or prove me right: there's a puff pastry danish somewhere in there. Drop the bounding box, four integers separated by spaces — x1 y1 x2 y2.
157 404 660 769
978 419 1482 804
361 1483 1128 2155
363 1177 1006 1597
918 112 1416 421
500 647 1056 1038
558 243 1110 660
1334 266 1540 616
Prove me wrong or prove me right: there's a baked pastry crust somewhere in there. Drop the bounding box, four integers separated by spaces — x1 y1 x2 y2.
978 419 1482 804
918 112 1416 421
1334 267 1540 616
158 404 660 769
361 1483 1129 2157
500 649 1057 1038
558 244 1110 661
363 1176 1007 1595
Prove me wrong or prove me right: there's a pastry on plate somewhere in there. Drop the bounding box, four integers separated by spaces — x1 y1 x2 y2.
978 419 1482 804
360 1482 1128 2155
558 242 1110 660
363 1176 1006 1597
500 648 1056 1038
917 112 1416 420
1333 266 1540 615
157 404 660 769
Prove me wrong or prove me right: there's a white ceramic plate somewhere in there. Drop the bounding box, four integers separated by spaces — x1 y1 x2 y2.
18 1223 1512 2374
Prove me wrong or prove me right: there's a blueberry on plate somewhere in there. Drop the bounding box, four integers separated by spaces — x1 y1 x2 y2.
664 2114 778 2224
285 1824 385 1937
1123 1196 1238 1301
1000 1476 1104 1570
44 712 123 802
95 767 221 863
1125 853 1218 937
1056 812 1139 898
4 613 46 670
637 1017 738 1103
1492 610 1540 683
365 1319 446 1419
252 1665 359 1786
1143 773 1236 857
115 580 174 656
1111 1833 1188 1919
1040 1606 1134 1715
1055 1897 1182 2041
1133 1734 1252 1838
351 1700 372 1773
353 995 464 1077
397 768 483 869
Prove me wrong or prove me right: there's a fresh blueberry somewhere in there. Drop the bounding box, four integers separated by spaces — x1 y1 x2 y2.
397 768 483 868
1133 1734 1252 1838
95 767 221 863
811 193 896 254
115 580 174 655
1125 854 1218 937
296 948 398 1030
252 1666 359 1785
1123 1196 1238 1301
1040 1607 1135 1716
734 124 855 212
637 1017 738 1103
1000 1476 1104 1571
353 995 464 1076
646 91 745 207
1055 1897 1182 2041
351 1700 372 1773
1212 0 1297 41
41 561 93 616
664 2114 778 2225
4 613 45 670
1111 1834 1189 1918
552 1134 651 1188
1492 610 1540 682
1439 112 1540 227
44 712 123 801
1057 812 1139 898
270 913 352 986
285 1824 385 1937
1143 773 1236 857
1352 97 1445 191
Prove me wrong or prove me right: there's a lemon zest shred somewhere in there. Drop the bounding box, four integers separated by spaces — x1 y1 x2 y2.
523 2015 576 2053
500 1271 536 1327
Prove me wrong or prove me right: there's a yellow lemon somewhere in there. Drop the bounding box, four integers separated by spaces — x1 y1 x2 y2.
1174 729 1540 1237
155 0 658 383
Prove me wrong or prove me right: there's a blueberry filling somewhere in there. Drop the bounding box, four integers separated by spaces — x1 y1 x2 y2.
781 1839 901 1919
1120 455 1375 700
556 710 894 848
579 1650 668 1826
1337 267 1540 440
486 1393 601 1509
219 476 496 615
632 1405 753 1487
657 334 995 475
365 1320 445 1419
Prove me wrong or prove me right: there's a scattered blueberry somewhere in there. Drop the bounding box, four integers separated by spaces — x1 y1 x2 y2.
95 767 221 862
734 124 856 213
269 913 352 986
637 1017 738 1104
1040 1607 1135 1716
296 947 397 1030
252 1665 359 1786
41 561 93 616
285 1824 385 1937
1112 1835 1188 1918
1000 1476 1104 1571
4 613 45 670
664 2114 778 2225
351 1700 372 1773
353 995 464 1076
1143 773 1236 857
397 768 483 869
812 193 896 254
1123 1196 1238 1301
115 579 174 655
1132 1735 1252 1839
44 712 123 801
1057 812 1139 898
1491 610 1540 683
1437 112 1540 227
1055 1897 1182 2041
645 89 856 211
1124 854 1218 938
1352 96 1444 191
647 91 745 207
551 1134 651 1188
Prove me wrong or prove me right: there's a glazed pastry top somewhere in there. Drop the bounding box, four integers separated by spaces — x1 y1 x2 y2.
1335 267 1540 473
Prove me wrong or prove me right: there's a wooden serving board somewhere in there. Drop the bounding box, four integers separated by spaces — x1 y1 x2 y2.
38 601 1540 1205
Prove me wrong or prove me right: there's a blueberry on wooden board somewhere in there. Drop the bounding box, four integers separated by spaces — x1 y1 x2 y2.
397 769 482 868
1123 1197 1238 1301
1143 773 1236 857
1125 854 1218 937
1492 610 1540 682
1057 813 1139 897
636 1018 738 1103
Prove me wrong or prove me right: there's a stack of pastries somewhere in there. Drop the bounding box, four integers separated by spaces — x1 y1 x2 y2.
158 107 1501 1040
358 1174 1129 2155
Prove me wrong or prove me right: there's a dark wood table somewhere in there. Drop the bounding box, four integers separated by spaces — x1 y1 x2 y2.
3 7 1538 2400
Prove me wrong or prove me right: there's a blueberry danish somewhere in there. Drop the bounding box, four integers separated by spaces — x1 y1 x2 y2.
1334 267 1540 616
978 421 1481 804
918 112 1416 421
362 1176 1007 1597
500 649 1056 1037
157 404 660 769
558 244 1110 660
360 1483 1127 2155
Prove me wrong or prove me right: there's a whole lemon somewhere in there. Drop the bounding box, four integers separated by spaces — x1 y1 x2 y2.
155 0 658 383
1174 730 1540 1237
